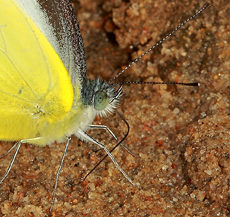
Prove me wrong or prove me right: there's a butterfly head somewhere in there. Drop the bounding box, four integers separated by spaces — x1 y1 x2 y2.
81 78 122 117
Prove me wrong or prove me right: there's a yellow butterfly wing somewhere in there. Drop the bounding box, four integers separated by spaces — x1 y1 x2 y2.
0 0 74 142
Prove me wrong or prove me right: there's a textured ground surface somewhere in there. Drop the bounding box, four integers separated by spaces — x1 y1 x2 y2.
0 0 229 216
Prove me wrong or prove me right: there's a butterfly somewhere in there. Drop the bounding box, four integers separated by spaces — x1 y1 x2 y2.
0 0 210 214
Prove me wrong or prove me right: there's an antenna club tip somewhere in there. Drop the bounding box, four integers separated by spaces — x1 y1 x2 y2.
191 82 200 87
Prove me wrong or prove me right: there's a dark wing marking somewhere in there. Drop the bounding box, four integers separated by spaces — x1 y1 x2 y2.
37 0 87 85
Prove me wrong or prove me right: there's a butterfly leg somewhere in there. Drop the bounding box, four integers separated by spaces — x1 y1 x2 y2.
0 137 48 184
76 129 136 186
50 137 71 213
89 125 118 140
89 125 136 157
0 141 21 184
0 142 19 159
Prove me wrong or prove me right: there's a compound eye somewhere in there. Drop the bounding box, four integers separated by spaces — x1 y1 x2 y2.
94 91 109 111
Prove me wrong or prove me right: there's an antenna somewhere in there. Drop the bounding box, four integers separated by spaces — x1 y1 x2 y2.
110 3 210 82
112 81 200 87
